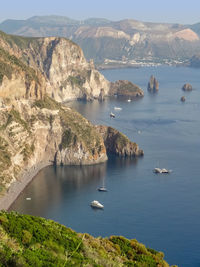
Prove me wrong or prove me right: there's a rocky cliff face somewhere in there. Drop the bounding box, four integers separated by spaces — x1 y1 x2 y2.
0 31 110 102
0 97 107 194
96 125 144 157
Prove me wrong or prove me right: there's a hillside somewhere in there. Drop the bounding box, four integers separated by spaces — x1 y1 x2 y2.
1 15 200 66
0 211 174 266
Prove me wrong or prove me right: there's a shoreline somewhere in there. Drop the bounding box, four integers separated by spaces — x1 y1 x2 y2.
0 161 52 211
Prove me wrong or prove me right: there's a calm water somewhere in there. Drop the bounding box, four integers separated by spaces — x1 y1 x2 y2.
11 66 200 266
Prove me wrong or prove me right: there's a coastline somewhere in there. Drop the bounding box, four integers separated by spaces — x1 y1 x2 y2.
0 161 52 211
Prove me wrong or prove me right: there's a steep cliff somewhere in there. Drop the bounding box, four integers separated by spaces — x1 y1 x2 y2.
0 97 107 195
96 125 144 157
0 31 110 102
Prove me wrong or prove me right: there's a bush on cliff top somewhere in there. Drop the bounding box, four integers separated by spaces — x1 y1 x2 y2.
0 211 173 267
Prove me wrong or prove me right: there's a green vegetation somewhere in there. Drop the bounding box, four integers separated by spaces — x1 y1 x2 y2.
67 75 86 88
33 95 61 110
0 136 11 173
21 143 35 162
0 211 172 266
59 107 102 154
0 47 39 85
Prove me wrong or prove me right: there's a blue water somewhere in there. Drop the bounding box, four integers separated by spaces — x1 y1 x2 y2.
11 66 200 266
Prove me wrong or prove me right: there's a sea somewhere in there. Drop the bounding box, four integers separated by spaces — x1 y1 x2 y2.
10 66 200 266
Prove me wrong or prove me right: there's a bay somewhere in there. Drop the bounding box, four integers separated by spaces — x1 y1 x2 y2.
10 66 200 266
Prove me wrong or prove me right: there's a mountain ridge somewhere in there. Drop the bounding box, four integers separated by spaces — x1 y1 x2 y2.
1 15 200 67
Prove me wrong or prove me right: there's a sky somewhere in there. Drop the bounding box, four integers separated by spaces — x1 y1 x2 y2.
1 0 200 25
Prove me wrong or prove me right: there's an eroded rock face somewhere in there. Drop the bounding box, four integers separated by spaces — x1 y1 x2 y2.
182 83 192 91
96 125 144 157
147 75 159 92
109 80 144 98
0 34 110 102
0 98 107 192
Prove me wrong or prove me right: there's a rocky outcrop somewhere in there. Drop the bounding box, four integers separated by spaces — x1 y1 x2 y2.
109 80 144 98
147 75 159 92
180 96 186 102
0 31 110 103
96 125 144 157
0 97 107 194
182 83 192 91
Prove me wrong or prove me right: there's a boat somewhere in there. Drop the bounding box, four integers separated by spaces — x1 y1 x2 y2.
153 168 171 174
26 197 31 200
98 187 107 192
110 112 115 118
114 107 122 110
90 200 104 209
127 99 131 102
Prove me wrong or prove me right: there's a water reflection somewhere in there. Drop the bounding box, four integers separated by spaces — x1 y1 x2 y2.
10 162 107 216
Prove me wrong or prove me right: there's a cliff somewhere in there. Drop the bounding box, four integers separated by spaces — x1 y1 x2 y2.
96 125 144 157
0 31 110 102
0 211 173 266
0 96 107 195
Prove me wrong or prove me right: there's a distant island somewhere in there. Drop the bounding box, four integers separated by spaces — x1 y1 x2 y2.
1 15 200 68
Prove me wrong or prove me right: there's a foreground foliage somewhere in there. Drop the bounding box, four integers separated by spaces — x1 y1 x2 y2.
0 211 175 266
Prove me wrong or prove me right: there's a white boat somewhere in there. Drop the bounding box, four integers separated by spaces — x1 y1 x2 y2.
90 200 104 209
98 187 107 192
127 99 131 102
114 107 122 110
26 197 31 200
154 168 171 174
110 112 115 118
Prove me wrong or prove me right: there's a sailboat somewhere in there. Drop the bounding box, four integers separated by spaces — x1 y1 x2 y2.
98 177 107 192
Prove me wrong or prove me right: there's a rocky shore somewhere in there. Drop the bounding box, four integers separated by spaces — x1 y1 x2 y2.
0 161 52 210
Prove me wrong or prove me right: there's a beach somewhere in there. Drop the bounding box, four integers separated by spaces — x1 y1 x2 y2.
0 161 52 211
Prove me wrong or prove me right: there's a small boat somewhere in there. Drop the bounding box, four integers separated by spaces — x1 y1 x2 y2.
114 107 122 110
90 200 104 209
26 197 31 200
98 187 107 192
154 168 171 174
127 99 131 102
110 112 115 118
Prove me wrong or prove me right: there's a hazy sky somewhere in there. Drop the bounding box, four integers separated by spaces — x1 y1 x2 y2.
1 0 200 24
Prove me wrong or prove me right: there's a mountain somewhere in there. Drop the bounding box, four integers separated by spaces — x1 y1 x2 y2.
0 15 200 67
0 211 172 266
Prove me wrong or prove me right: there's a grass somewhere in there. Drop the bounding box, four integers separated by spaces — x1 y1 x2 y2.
0 211 172 267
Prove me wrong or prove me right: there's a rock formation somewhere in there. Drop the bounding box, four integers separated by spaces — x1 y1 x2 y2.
182 83 192 91
109 80 144 98
0 31 110 102
180 96 186 102
147 75 159 92
96 125 144 157
0 32 144 200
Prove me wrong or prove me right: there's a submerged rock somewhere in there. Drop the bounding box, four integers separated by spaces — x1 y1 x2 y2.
182 83 192 91
147 75 159 92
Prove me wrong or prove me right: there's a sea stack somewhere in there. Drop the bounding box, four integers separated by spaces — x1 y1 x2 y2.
182 83 192 91
147 75 159 92
180 96 186 102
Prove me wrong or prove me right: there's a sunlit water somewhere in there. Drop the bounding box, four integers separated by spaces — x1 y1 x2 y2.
11 66 200 266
